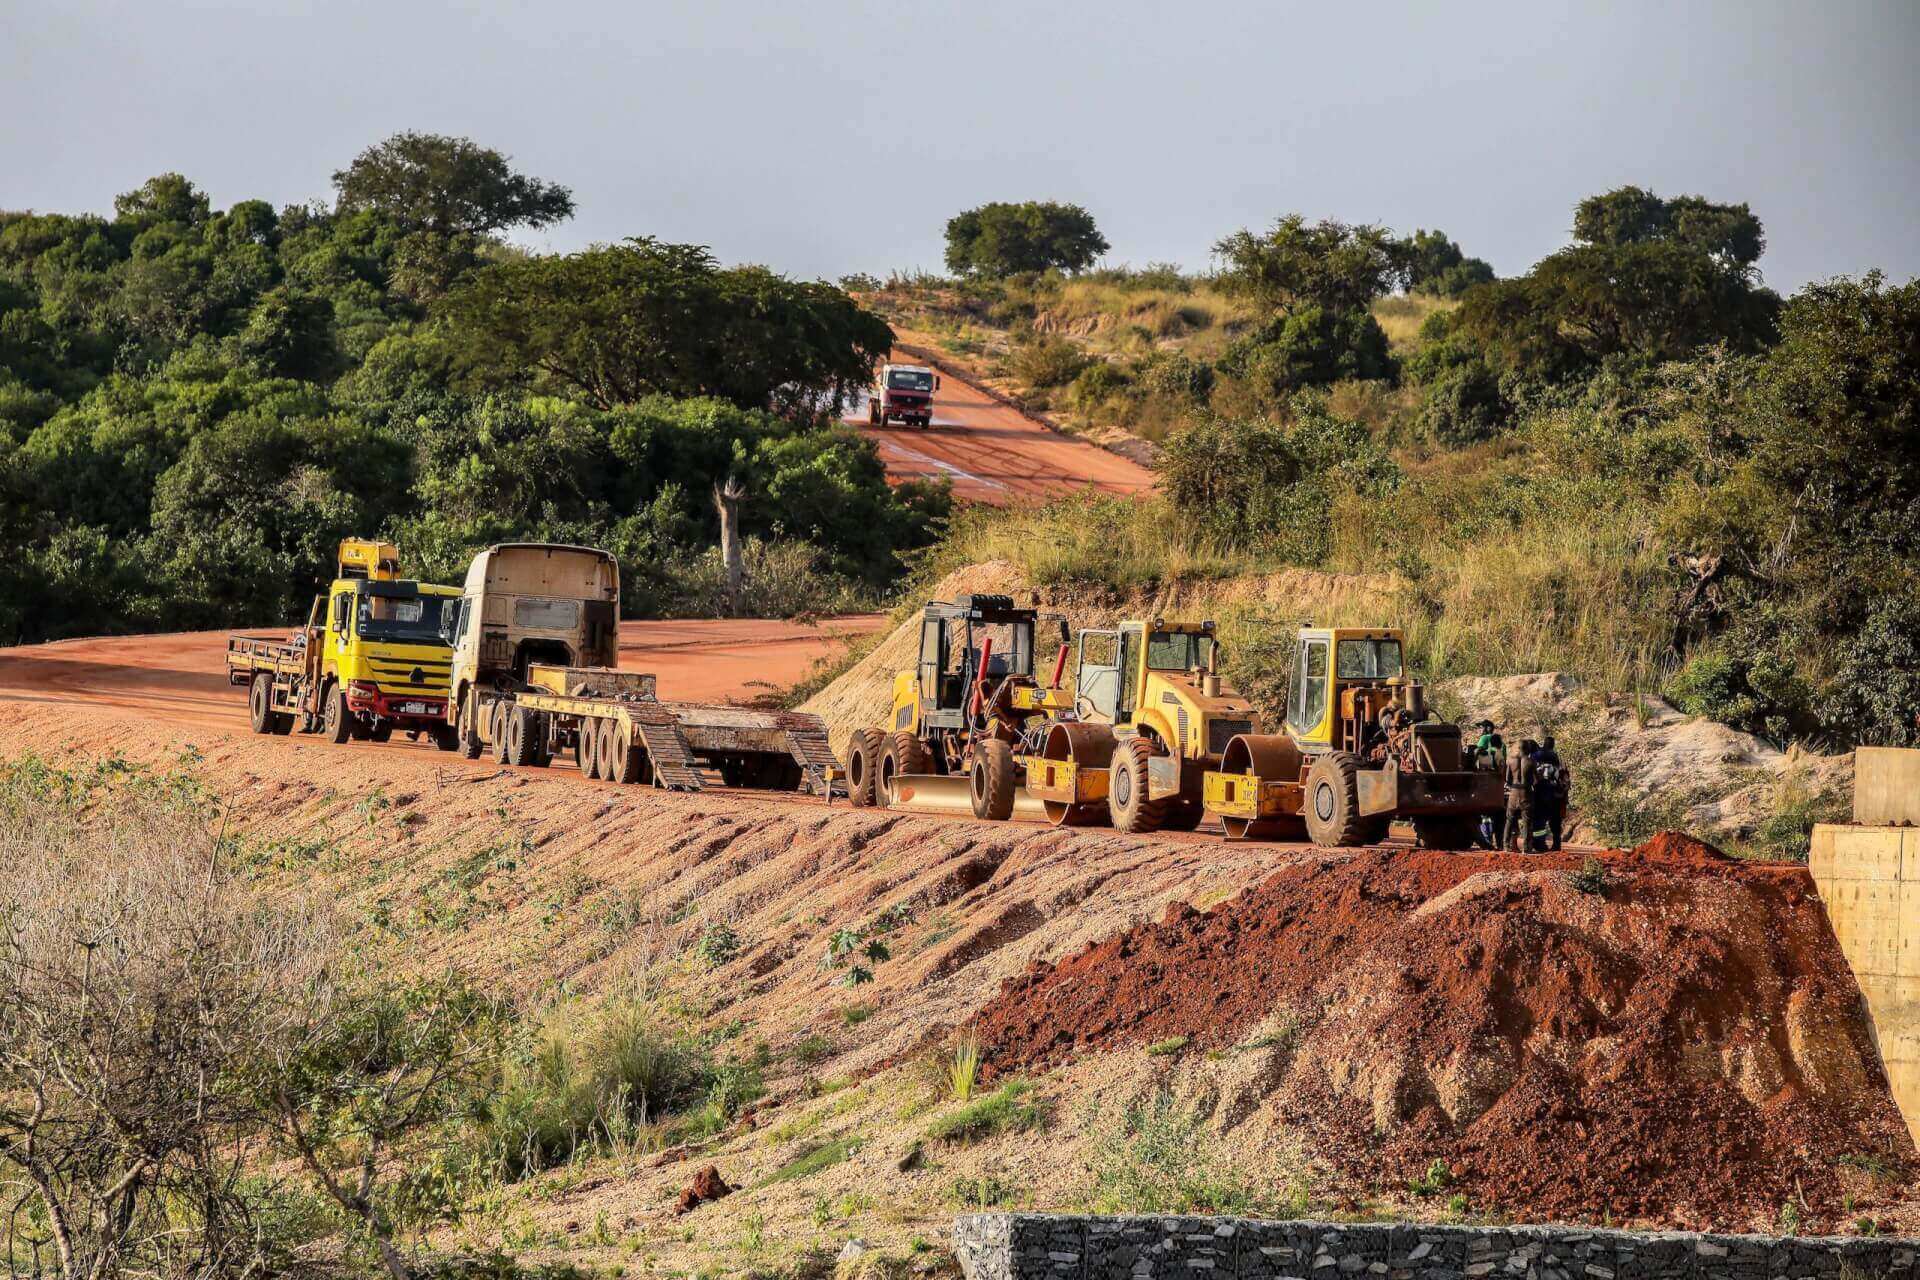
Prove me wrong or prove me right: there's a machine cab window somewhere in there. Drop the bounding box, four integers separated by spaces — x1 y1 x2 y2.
1336 637 1403 680
886 368 934 392
1147 630 1215 673
1290 638 1330 734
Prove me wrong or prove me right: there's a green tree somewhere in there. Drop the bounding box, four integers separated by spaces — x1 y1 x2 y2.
438 238 892 416
1212 216 1406 317
943 201 1109 277
1400 228 1495 297
331 132 575 238
1573 186 1764 270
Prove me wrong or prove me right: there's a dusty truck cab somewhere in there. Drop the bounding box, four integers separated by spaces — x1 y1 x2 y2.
867 362 940 428
443 543 620 748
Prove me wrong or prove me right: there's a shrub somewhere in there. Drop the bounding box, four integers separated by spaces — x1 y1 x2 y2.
1217 305 1395 400
1145 1036 1189 1056
925 1081 1049 1144
1418 357 1507 445
692 920 742 968
1065 359 1129 413
1083 1092 1260 1215
949 1032 982 1102
1010 337 1092 388
1136 351 1214 403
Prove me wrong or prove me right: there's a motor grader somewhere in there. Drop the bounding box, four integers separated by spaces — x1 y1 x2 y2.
1017 618 1259 832
848 595 1071 820
1201 626 1504 847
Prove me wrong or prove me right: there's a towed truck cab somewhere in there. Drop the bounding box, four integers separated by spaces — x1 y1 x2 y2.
869 362 941 428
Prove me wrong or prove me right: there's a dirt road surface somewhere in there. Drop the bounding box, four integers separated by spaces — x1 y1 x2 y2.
0 615 887 735
848 350 1153 504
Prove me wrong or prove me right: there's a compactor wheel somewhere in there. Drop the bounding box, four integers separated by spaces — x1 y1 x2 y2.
596 718 623 783
970 739 1017 821
847 728 884 807
1039 721 1114 827
1109 736 1168 834
576 717 599 778
506 706 543 767
1303 751 1374 847
880 731 933 807
323 683 354 745
456 690 484 759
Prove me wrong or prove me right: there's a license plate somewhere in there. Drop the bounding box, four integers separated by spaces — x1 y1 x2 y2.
398 702 430 715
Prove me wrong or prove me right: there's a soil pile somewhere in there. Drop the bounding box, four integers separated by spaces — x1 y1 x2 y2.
971 840 1913 1225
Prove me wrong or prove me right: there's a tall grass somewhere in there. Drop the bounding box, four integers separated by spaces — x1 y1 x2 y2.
929 497 1244 590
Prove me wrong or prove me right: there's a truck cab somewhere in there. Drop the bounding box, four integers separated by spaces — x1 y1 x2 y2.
315 576 461 741
868 362 940 428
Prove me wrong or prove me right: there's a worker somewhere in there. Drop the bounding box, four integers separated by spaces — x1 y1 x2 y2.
1472 731 1506 849
1533 735 1569 851
1469 719 1497 768
1504 738 1538 853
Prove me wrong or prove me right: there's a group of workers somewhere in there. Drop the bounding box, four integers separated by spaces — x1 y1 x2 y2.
1466 722 1570 853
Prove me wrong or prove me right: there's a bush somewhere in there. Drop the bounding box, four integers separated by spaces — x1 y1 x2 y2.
1136 351 1214 403
1010 337 1092 388
1083 1092 1261 1215
1218 306 1395 400
1418 357 1507 445
1065 360 1129 413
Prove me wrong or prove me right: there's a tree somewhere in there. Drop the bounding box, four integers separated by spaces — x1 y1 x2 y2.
1400 228 1495 298
1217 305 1395 399
331 132 574 238
943 201 1109 277
438 238 893 416
1573 186 1763 271
112 173 211 230
1212 216 1406 318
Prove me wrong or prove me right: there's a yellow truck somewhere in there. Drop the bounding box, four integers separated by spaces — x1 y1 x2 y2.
226 539 461 747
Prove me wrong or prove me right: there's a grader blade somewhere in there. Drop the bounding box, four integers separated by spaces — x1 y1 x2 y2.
886 771 975 817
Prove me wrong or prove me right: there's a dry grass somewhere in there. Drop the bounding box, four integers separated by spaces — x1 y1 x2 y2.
1371 293 1456 351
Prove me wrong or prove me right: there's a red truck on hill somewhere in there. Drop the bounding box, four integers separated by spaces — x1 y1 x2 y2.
868 362 940 428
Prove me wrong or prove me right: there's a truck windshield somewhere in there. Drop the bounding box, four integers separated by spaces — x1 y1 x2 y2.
357 593 448 644
887 369 934 392
1147 631 1215 672
1336 638 1403 679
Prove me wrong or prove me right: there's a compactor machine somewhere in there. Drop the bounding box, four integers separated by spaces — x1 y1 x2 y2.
1202 626 1504 846
848 595 1069 820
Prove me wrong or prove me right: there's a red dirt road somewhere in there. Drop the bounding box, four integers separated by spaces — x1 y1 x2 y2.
0 615 887 735
848 350 1153 504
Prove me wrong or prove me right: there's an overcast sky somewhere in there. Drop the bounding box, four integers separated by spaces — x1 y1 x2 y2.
4 0 1915 292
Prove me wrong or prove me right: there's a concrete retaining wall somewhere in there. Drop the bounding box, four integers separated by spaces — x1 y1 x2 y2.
952 1214 1915 1279
1811 821 1920 1145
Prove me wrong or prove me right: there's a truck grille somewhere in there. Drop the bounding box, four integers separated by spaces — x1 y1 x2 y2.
1207 719 1254 757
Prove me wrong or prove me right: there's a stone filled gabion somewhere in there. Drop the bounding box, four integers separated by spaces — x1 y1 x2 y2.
950 1213 1918 1280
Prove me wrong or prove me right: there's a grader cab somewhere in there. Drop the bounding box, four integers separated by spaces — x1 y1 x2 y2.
1202 626 1504 846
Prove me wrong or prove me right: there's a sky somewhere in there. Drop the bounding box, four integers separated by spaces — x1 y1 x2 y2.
3 0 1916 292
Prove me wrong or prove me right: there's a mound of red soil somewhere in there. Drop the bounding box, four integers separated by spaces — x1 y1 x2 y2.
972 847 1913 1227
672 1165 733 1215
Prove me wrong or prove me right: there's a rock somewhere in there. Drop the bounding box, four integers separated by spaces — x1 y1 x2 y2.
896 1142 925 1173
671 1164 733 1215
838 1238 871 1263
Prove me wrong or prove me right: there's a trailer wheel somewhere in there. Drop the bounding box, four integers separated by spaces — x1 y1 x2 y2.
248 674 274 734
610 720 646 784
596 718 622 781
322 683 353 744
880 731 932 807
969 739 1016 821
1109 736 1168 834
847 728 884 807
575 717 599 778
456 689 484 759
1303 751 1370 847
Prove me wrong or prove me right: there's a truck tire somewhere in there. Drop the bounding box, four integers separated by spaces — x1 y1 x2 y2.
1109 736 1168 834
506 706 542 767
868 400 882 426
847 728 884 807
610 720 646 784
880 731 932 807
249 674 274 734
322 683 354 744
457 689 484 759
367 723 393 743
1304 751 1371 847
430 723 460 752
576 717 599 778
969 739 1017 821
490 700 511 764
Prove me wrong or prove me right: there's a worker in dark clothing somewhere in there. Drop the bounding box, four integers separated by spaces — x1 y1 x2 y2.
1471 731 1506 849
1532 735 1568 851
1504 738 1538 853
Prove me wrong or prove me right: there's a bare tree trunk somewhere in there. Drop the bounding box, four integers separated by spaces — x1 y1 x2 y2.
712 477 747 617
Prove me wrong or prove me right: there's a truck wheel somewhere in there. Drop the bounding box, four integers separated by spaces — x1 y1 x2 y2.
576 718 599 778
880 731 932 807
367 723 393 743
1304 751 1369 847
868 400 881 426
490 701 511 764
457 690 484 759
323 683 353 744
969 739 1016 821
431 723 460 752
847 728 884 807
249 674 274 734
506 706 539 766
1108 736 1167 834
596 718 622 781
